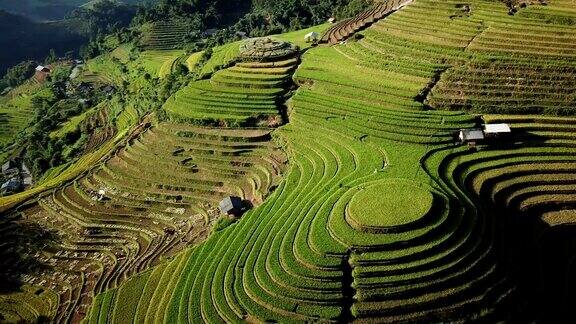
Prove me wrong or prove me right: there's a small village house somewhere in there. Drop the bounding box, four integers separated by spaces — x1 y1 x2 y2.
78 98 91 107
1 87 12 96
1 159 30 193
305 32 320 43
458 123 512 145
1 177 22 195
101 85 116 97
219 196 243 216
203 28 218 37
77 82 94 94
483 123 511 138
34 65 52 82
235 31 248 39
17 162 33 188
458 129 485 144
2 159 18 176
35 65 51 73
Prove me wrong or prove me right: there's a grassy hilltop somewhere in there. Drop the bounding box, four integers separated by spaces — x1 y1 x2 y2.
1 0 576 323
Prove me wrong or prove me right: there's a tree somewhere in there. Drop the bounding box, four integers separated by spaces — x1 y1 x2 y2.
174 63 189 76
336 0 372 19
2 61 36 87
80 44 96 60
0 79 8 93
46 49 57 64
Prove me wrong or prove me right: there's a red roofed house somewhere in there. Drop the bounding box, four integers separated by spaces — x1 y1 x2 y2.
34 65 52 82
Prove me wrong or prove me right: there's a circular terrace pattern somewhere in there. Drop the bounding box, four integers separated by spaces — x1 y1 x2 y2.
239 37 298 61
347 181 433 231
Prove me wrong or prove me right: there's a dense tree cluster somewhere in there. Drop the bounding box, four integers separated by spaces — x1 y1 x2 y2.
2 0 376 177
0 1 141 78
130 0 373 48
250 0 372 32
0 61 36 91
133 0 250 25
6 63 101 177
67 0 138 38
2 0 373 77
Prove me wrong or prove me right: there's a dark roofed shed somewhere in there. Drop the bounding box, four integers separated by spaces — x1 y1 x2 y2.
1 177 22 194
2 159 18 175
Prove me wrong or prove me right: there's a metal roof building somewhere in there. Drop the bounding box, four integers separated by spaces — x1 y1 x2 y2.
2 159 18 176
1 177 21 195
219 196 243 216
458 129 485 143
305 32 320 43
483 123 511 135
35 65 50 73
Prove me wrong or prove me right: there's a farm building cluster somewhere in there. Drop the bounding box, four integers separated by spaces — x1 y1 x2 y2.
1 159 33 196
303 16 336 43
458 123 512 146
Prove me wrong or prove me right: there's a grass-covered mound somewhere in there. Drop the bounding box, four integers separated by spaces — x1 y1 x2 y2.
239 37 298 61
347 180 433 230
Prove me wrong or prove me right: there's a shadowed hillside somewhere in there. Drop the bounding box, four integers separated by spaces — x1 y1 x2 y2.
0 11 85 75
0 0 153 21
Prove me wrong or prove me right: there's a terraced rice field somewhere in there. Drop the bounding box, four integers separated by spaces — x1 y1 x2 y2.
199 41 243 76
165 42 298 125
0 101 32 148
185 51 204 71
140 21 190 50
0 82 43 149
321 0 413 44
138 50 186 78
84 0 576 322
110 44 132 64
83 47 186 86
1 40 293 323
420 114 576 320
82 57 125 86
2 0 576 322
1 119 287 322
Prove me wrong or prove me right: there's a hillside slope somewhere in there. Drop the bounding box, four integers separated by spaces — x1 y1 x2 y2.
0 0 143 76
0 0 152 21
1 0 576 322
0 10 85 75
83 0 576 322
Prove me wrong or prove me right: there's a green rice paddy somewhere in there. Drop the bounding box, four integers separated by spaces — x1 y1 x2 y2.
347 180 433 228
2 0 576 322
